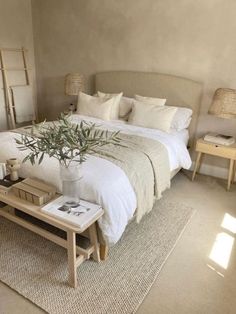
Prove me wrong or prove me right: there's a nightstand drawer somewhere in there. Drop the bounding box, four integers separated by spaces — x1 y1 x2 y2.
196 141 236 159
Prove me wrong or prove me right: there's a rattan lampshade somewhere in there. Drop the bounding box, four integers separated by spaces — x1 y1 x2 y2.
65 73 84 95
209 88 236 119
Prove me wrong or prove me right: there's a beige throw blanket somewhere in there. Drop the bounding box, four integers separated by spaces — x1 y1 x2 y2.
12 127 170 223
95 133 170 222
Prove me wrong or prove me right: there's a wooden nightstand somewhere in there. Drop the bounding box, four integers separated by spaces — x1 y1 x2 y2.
192 138 236 190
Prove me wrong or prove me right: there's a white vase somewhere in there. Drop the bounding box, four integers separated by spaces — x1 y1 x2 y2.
59 163 81 207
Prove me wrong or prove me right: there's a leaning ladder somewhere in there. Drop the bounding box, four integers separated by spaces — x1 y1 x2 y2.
0 47 31 129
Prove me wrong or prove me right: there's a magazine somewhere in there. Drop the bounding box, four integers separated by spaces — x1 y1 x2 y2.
41 196 103 229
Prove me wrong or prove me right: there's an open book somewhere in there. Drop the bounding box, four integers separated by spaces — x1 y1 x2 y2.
41 196 102 229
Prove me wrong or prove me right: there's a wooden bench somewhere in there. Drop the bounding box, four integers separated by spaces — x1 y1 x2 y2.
0 188 103 288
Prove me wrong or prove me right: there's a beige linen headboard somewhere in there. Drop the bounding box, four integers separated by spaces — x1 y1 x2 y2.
94 71 203 148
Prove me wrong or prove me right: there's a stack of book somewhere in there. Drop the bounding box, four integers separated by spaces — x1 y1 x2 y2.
204 133 235 146
12 178 56 205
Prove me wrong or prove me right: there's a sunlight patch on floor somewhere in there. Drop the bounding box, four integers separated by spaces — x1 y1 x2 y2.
221 213 236 234
208 213 236 270
209 232 234 269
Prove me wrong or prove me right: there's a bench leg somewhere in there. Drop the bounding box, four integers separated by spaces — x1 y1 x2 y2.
100 244 109 261
89 223 100 262
67 230 77 288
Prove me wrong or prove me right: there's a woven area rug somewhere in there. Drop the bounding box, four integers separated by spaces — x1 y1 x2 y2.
0 200 194 314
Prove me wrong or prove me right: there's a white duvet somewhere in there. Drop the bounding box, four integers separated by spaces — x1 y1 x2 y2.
0 115 191 244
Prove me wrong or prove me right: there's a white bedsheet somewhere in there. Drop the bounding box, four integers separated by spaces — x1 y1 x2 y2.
0 115 191 244
70 114 191 171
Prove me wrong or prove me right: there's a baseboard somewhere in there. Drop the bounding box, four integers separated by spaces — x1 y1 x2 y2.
190 162 231 180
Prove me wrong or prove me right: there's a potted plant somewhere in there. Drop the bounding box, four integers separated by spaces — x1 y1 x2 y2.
16 114 121 206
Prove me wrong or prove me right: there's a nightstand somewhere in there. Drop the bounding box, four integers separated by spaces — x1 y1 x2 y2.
192 138 236 190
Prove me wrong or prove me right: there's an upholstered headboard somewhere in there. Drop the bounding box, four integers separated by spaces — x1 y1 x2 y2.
94 71 203 148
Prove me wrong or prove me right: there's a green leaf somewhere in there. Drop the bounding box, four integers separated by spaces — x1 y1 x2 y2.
38 153 44 165
15 113 122 165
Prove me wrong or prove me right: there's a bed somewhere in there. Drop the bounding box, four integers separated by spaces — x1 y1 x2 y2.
0 71 203 259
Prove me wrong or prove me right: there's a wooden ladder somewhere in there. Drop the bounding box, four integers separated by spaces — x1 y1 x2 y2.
0 47 31 129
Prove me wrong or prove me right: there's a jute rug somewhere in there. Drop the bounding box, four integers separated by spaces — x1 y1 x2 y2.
0 200 194 314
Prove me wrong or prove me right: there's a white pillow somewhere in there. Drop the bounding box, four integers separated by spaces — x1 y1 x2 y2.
97 91 123 120
171 107 193 131
129 101 177 133
119 97 134 118
134 94 192 130
77 92 115 120
134 94 166 106
98 91 133 118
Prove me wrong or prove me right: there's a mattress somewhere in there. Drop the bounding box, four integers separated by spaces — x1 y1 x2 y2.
0 115 192 244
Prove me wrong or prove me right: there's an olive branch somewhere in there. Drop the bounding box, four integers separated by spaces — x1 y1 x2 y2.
15 113 121 167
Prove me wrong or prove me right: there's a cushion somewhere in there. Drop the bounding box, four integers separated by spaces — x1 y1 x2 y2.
171 107 193 131
134 94 192 130
77 92 115 120
129 101 177 133
134 94 166 106
97 91 133 118
96 91 123 120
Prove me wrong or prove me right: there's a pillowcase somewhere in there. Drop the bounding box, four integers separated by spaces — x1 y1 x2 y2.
97 91 123 120
134 94 166 106
97 91 133 118
134 94 192 130
129 101 177 133
171 107 193 131
77 92 115 120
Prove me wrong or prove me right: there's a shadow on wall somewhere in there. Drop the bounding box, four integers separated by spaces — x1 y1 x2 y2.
38 74 96 121
38 76 75 121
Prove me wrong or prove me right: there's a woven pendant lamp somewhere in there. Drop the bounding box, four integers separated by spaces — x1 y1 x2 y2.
65 73 84 95
209 88 236 119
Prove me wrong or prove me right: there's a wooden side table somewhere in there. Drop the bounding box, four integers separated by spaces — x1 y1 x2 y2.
0 189 104 288
192 138 236 190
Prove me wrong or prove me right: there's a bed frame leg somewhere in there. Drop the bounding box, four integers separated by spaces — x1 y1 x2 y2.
100 244 109 260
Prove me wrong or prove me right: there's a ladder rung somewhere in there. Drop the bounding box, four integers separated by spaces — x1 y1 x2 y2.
0 67 30 71
0 48 28 52
8 84 30 88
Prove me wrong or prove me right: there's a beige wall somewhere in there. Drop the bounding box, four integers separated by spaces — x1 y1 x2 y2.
0 0 37 131
31 0 236 177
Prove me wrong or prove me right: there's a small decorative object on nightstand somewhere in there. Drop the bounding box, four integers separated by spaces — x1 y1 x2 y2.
6 158 21 181
68 103 76 112
192 138 236 191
